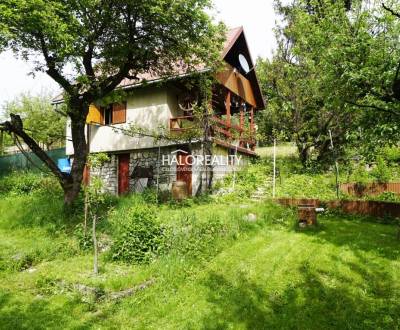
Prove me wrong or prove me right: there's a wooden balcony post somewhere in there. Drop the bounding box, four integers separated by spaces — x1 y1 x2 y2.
240 104 244 128
239 104 244 146
225 90 231 127
250 107 255 150
250 107 254 135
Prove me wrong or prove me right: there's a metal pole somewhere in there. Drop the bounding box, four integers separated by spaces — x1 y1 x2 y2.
329 129 340 199
156 143 161 204
273 138 276 198
232 144 238 190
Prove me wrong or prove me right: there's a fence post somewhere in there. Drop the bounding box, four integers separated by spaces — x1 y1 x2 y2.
329 130 340 198
273 138 276 198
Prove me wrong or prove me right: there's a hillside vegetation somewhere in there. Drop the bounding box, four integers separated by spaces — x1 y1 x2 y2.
0 168 399 329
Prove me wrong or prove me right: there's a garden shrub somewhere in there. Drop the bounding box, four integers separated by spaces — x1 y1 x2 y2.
0 172 41 194
110 204 162 263
374 192 400 203
382 146 400 163
371 156 391 183
0 172 60 196
141 188 158 204
74 223 93 251
351 161 369 186
0 252 35 272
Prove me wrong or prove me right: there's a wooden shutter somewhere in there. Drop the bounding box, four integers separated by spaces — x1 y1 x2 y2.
86 104 104 124
112 102 126 124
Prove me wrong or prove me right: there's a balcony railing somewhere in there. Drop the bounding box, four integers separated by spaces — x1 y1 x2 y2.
169 115 256 150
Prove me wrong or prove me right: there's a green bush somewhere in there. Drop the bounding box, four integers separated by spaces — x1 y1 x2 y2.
0 172 60 196
382 146 400 163
110 205 162 263
0 252 35 272
371 156 391 183
74 223 93 251
141 188 159 204
373 192 400 203
351 161 369 186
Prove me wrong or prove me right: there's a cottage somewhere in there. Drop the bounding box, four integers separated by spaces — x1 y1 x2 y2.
53 27 264 196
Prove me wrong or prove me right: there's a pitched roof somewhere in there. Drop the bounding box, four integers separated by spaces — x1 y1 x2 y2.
222 26 244 59
52 27 264 108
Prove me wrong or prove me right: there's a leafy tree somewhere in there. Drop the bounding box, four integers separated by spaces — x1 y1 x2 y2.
0 0 225 205
343 2 400 118
85 153 110 275
257 1 359 166
257 0 400 166
4 92 66 150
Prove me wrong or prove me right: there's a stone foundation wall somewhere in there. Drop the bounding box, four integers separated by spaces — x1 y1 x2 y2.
129 146 177 193
90 154 118 195
90 143 253 196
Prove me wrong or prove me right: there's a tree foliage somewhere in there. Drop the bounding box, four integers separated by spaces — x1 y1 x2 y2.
257 0 400 166
0 0 225 204
4 92 66 150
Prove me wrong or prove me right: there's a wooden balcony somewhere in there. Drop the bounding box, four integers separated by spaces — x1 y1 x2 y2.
169 115 256 151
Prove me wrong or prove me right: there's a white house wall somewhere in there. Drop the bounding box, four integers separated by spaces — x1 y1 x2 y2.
66 86 181 155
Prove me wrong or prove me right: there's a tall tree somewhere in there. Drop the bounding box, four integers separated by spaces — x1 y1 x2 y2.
258 0 361 165
4 92 66 150
0 0 224 205
257 0 400 165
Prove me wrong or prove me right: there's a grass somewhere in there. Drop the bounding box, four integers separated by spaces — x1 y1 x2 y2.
256 143 298 158
0 182 399 329
255 145 400 201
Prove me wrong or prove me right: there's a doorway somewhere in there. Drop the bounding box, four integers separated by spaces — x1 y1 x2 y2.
118 153 130 195
176 150 192 196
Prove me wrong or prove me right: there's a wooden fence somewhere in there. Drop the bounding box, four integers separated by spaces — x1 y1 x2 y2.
340 182 400 197
275 198 400 219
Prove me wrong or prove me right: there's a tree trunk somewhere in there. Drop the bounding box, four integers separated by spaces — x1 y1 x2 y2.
0 101 90 206
92 214 98 275
63 103 90 205
297 142 310 167
316 139 332 164
1 114 72 186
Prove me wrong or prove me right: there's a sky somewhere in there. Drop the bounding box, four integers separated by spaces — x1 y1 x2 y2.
0 0 278 113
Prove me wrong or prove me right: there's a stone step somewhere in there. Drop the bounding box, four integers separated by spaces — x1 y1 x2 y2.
251 194 266 198
251 197 265 201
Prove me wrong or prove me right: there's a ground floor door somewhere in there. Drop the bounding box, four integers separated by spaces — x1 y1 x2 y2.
177 151 192 196
118 153 130 195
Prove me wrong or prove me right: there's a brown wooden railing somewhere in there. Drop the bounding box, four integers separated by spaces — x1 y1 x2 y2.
169 115 256 150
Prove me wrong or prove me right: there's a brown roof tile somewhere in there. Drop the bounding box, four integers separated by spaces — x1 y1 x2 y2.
52 27 245 104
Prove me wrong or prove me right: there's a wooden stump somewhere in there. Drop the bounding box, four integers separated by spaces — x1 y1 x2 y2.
298 205 317 226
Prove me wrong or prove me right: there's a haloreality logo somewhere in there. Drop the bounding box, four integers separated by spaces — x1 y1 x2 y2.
162 149 242 169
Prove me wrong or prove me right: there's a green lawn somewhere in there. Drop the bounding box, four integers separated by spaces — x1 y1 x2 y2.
0 190 399 329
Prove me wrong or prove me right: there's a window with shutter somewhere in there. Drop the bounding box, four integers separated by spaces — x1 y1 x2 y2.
86 104 104 124
112 102 126 124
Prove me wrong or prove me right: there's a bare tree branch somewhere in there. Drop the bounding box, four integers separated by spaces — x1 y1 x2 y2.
37 34 74 95
382 3 400 19
345 100 400 117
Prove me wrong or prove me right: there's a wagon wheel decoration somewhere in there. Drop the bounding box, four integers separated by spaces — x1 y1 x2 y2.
178 91 199 114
